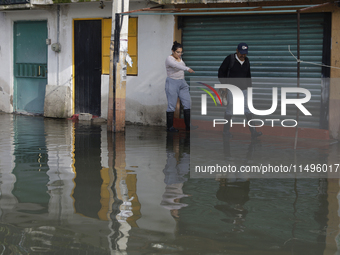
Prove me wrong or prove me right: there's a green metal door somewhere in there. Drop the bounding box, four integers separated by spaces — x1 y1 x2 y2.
14 21 48 115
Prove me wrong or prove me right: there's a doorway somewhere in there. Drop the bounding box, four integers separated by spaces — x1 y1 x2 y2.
14 21 48 115
74 20 102 117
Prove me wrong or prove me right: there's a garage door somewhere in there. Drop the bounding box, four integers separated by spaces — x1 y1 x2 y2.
182 13 331 129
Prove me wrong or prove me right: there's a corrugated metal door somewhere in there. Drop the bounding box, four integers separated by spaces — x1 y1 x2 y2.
182 13 330 129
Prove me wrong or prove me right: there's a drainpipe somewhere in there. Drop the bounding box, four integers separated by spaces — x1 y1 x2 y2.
108 0 119 132
57 5 60 86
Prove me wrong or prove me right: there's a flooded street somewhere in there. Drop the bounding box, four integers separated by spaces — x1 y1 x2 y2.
0 113 339 254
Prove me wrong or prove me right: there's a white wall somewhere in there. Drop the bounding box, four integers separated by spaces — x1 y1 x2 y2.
57 2 113 86
126 13 174 126
0 12 13 113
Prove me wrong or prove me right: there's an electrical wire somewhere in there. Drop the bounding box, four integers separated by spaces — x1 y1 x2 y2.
288 45 340 69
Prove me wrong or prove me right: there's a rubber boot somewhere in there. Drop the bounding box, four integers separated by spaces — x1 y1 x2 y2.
166 112 179 132
223 113 233 138
245 113 262 139
183 109 198 131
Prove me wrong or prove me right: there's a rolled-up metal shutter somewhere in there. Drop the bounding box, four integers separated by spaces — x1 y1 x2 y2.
182 13 330 129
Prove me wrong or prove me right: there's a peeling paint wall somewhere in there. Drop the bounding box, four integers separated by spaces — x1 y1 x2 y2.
126 13 173 126
44 85 71 118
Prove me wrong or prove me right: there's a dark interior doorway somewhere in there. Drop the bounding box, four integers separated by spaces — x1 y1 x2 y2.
74 20 102 117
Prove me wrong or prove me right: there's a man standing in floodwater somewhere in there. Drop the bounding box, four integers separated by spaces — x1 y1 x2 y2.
218 43 262 139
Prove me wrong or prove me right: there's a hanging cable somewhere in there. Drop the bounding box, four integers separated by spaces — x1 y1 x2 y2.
288 45 340 69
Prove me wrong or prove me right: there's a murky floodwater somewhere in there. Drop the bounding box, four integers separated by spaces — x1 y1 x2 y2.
0 113 339 254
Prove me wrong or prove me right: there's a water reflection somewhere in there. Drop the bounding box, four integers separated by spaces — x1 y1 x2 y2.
12 115 49 214
0 113 339 254
161 133 190 219
73 122 102 219
222 138 261 181
215 179 250 233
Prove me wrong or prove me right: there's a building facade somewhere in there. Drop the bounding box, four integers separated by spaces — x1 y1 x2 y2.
1 0 340 139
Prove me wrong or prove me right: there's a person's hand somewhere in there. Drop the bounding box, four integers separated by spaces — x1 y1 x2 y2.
188 68 195 73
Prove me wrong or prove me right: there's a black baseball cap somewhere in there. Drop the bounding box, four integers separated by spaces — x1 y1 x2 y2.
237 43 248 54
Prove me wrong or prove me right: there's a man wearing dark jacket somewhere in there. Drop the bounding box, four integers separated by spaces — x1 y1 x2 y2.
218 43 262 139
